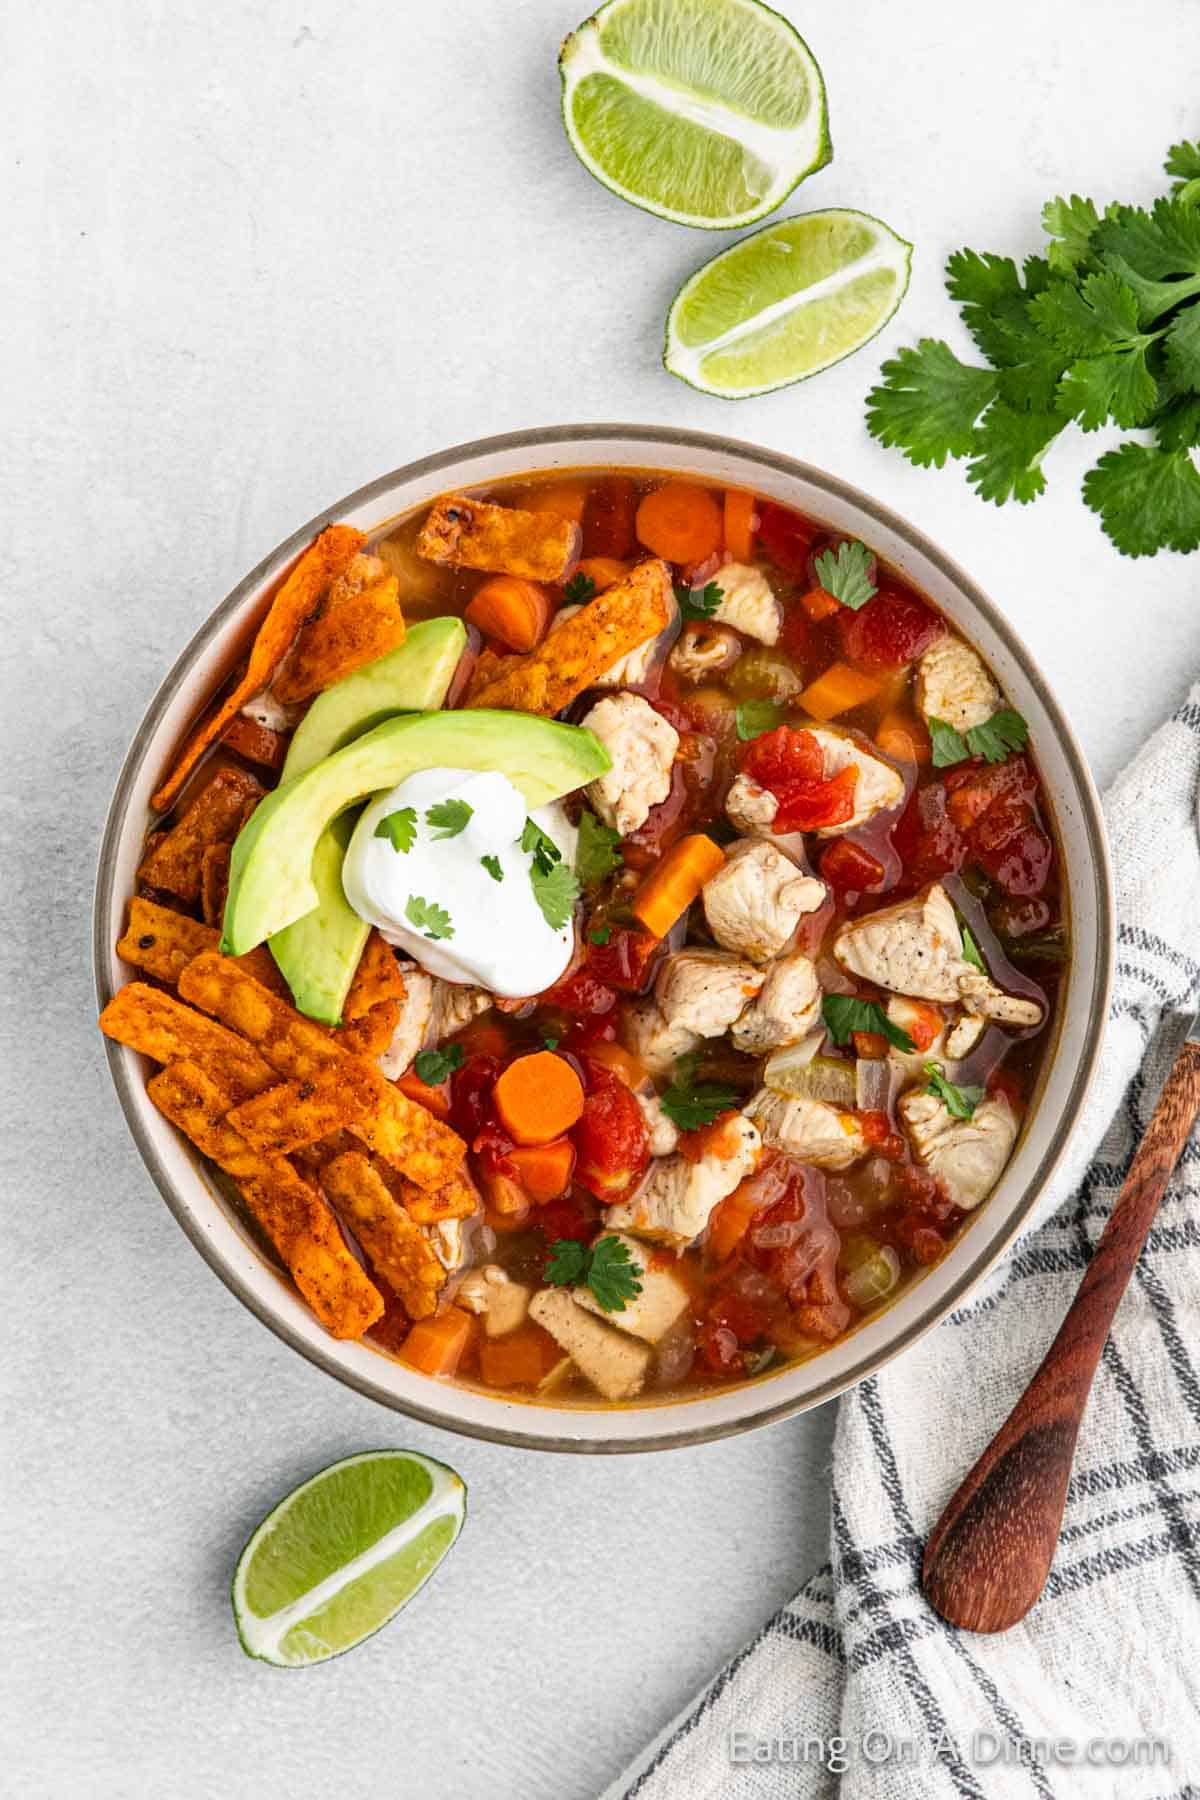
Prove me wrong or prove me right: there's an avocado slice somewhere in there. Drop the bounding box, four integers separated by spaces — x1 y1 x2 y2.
282 617 466 781
265 619 468 1022
223 709 611 956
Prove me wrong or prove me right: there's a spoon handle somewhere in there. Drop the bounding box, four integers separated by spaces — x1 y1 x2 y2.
922 1036 1200 1633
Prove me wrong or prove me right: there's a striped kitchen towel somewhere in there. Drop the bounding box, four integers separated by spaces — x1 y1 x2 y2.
610 692 1200 1799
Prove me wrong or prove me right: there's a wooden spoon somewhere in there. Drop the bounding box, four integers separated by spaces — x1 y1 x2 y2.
922 1033 1200 1633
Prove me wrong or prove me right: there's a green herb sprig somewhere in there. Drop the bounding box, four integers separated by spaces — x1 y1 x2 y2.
545 1235 644 1313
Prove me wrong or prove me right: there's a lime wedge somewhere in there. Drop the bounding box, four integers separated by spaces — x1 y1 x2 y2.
560 0 829 230
232 1450 466 1667
664 208 912 397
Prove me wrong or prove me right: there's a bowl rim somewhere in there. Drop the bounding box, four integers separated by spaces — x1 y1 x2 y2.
94 422 1114 1452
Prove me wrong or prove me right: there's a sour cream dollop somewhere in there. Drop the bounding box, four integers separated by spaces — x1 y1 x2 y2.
342 768 578 998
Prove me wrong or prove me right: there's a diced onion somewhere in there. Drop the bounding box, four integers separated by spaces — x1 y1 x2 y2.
855 1058 898 1114
763 1033 829 1093
843 1245 901 1309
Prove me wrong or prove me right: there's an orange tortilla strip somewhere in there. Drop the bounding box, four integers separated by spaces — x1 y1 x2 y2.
273 575 406 704
466 558 672 715
321 1151 447 1320
226 1068 377 1153
148 1062 383 1339
200 842 232 926
150 523 366 813
138 767 264 903
416 493 580 583
344 931 406 1017
222 713 288 770
338 1000 400 1060
98 982 276 1103
177 952 465 1187
116 897 290 996
392 1168 479 1226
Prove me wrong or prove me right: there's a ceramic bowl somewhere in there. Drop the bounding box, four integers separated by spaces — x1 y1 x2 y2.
94 425 1113 1451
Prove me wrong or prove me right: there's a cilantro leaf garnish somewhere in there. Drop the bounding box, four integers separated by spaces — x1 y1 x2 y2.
1166 137 1200 203
673 580 724 622
575 808 623 886
1042 194 1101 277
413 1043 465 1086
542 1035 559 1050
929 709 1030 768
925 1062 985 1120
521 817 562 876
405 895 454 940
426 798 473 839
545 1234 643 1313
658 1052 740 1132
374 806 417 853
563 572 596 604
866 340 999 468
960 923 987 973
812 540 877 611
480 854 504 882
589 924 611 945
735 699 785 741
530 859 580 931
1082 442 1200 558
822 994 914 1054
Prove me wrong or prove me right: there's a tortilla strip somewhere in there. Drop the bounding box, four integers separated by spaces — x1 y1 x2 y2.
344 931 406 1017
98 982 276 1103
200 842 231 926
222 713 288 771
225 1069 375 1153
390 1168 480 1226
148 1062 383 1339
177 952 465 1187
338 1001 400 1059
116 897 289 995
321 1151 447 1320
273 576 406 704
416 493 580 583
150 523 366 813
324 551 386 611
466 558 672 715
137 767 264 903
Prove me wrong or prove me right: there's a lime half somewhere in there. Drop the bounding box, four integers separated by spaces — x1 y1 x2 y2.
232 1450 466 1668
560 0 829 230
665 208 912 398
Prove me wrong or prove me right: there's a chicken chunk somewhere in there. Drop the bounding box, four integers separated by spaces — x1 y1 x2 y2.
637 1086 680 1157
732 951 822 1054
899 1090 1018 1210
711 563 782 644
582 692 679 836
574 1234 689 1343
620 1000 700 1077
455 1264 530 1336
608 1114 761 1248
428 1217 467 1274
552 598 673 689
703 840 825 963
746 1089 867 1171
917 636 1003 735
655 949 764 1038
886 994 946 1078
808 730 905 835
945 1012 986 1060
528 1290 651 1400
725 773 781 837
376 969 489 1078
669 622 741 683
835 883 1044 1025
431 980 492 1040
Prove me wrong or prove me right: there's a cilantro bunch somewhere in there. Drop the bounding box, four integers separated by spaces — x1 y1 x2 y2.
866 137 1200 557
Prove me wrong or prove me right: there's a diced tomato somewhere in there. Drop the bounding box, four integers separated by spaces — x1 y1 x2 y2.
989 896 1052 940
756 501 817 577
944 756 1037 828
471 1119 520 1181
586 926 661 993
742 724 824 788
987 1066 1025 1111
582 476 636 559
891 783 967 890
540 966 617 1016
944 756 1052 896
819 838 885 897
778 603 811 665
573 1067 650 1200
904 999 944 1052
773 766 858 833
836 587 944 671
560 1009 618 1055
449 1054 502 1139
537 1193 599 1249
677 1110 742 1163
858 1110 905 1159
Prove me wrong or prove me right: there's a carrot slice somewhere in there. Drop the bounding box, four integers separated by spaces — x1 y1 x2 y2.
465 575 552 652
575 556 631 593
852 1030 889 1060
706 1187 759 1266
635 481 723 565
799 662 882 721
631 833 727 939
508 1137 575 1201
875 709 931 765
478 1322 560 1389
150 524 364 812
723 490 758 563
399 1309 476 1377
799 586 842 622
493 1051 585 1146
394 1069 453 1121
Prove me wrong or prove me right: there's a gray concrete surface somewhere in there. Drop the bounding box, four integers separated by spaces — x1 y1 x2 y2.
4 1 1197 1795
